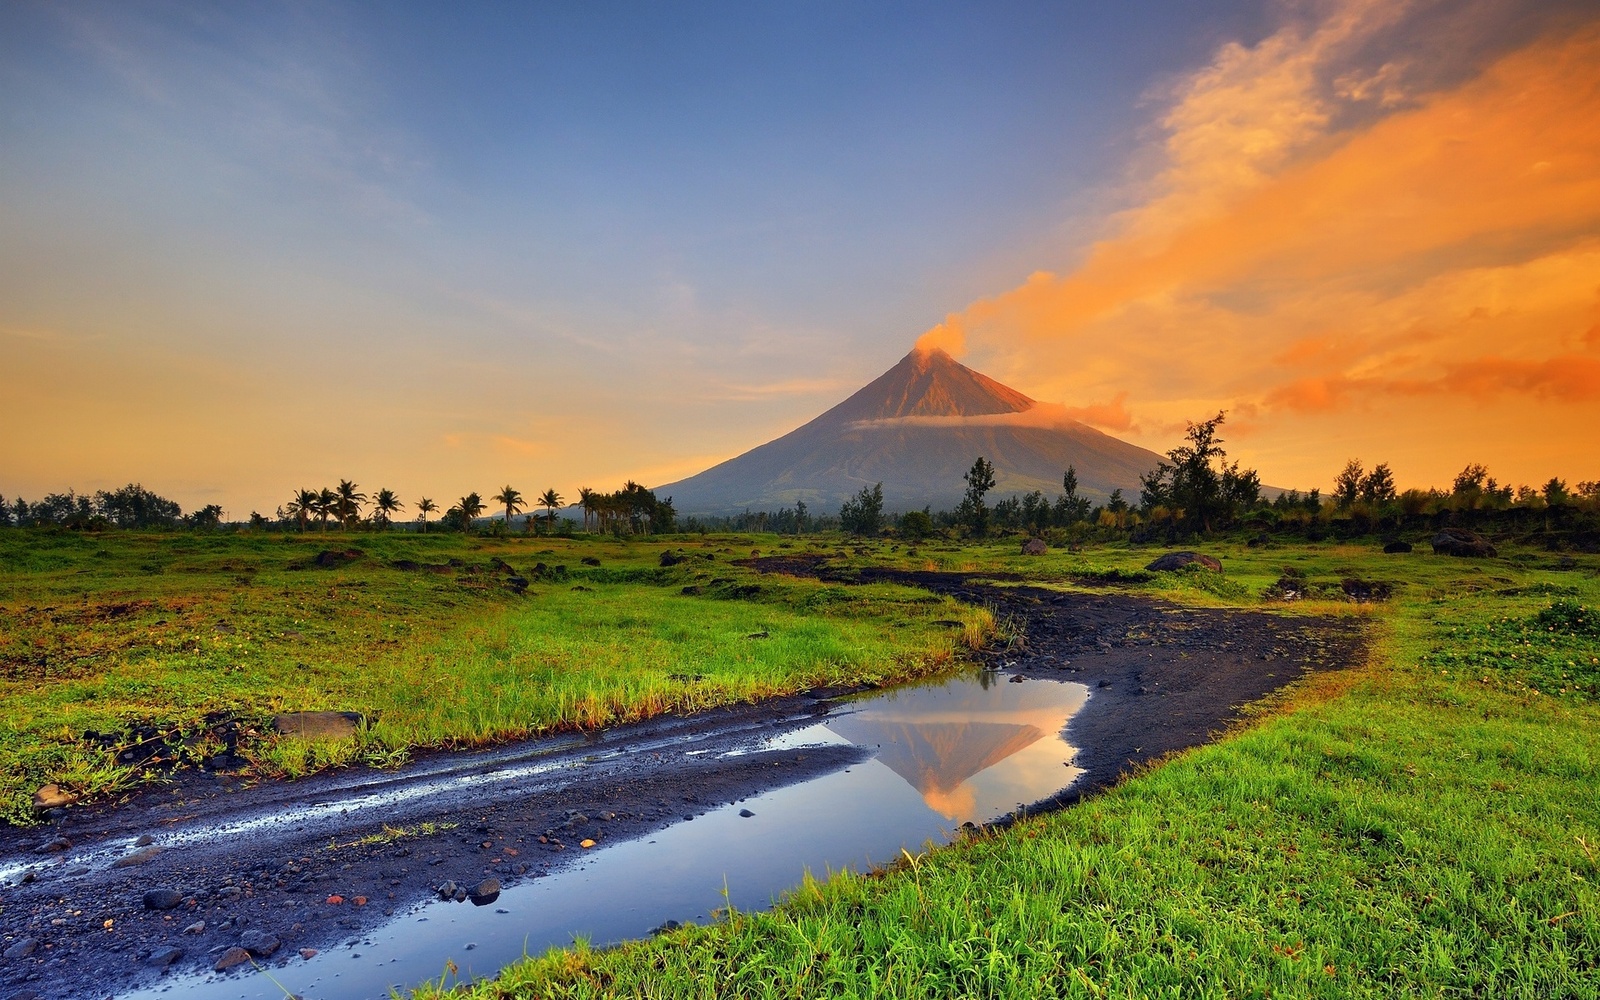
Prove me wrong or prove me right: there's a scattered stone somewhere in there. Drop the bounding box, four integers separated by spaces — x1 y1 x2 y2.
135 834 155 847
213 946 252 971
2 938 38 960
436 881 457 901
33 837 71 854
1382 540 1413 554
1008 675 1025 683
505 576 529 594
468 878 501 905
1432 528 1497 558
1145 552 1222 572
272 712 364 740
1021 538 1048 556
298 948 318 960
651 920 682 935
452 887 468 903
738 809 755 818
325 894 344 905
579 839 597 849
146 945 183 968
238 929 280 957
31 784 78 810
182 921 205 935
680 585 702 596
659 551 685 567
143 889 184 911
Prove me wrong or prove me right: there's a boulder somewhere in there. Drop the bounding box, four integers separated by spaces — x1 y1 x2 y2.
142 888 184 911
1432 528 1497 558
468 878 501 905
31 784 77 810
1021 538 1048 556
213 946 252 972
312 549 361 568
1144 551 1222 573
2 938 37 960
1382 540 1413 554
238 929 280 957
271 711 364 740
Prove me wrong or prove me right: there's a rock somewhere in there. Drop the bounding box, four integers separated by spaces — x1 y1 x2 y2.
1340 578 1392 602
680 585 702 596
33 837 71 853
1021 538 1048 556
146 945 183 968
112 847 162 868
213 946 253 971
1382 540 1413 554
312 549 361 568
143 888 184 911
1432 528 1497 557
738 809 755 818
238 929 280 957
659 551 685 567
436 880 457 900
1145 551 1222 572
31 784 77 810
452 887 468 903
182 921 205 935
468 878 501 905
271 711 364 740
2 938 37 960
135 834 155 847
505 576 529 594
298 948 318 960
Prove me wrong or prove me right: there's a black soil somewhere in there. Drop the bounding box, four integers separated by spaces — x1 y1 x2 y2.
0 564 1365 1000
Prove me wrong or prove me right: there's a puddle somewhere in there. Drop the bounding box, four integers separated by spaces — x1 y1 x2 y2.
122 672 1087 1000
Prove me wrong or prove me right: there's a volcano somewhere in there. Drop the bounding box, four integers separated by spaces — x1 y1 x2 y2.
658 346 1163 515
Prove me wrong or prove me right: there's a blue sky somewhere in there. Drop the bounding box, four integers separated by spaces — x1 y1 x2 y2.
4 1 1597 515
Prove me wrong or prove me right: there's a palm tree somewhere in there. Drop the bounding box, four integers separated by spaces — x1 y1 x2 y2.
416 497 437 530
286 488 318 532
577 487 596 533
538 488 564 535
315 488 337 531
493 485 525 531
372 488 403 529
335 479 368 529
456 492 485 532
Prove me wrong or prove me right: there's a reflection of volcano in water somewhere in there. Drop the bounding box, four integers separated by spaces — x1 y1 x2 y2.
820 678 1088 821
827 718 1043 804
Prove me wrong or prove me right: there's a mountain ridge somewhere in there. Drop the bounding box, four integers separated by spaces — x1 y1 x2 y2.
658 347 1163 515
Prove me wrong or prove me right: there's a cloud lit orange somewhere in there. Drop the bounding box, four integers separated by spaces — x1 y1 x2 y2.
933 12 1600 490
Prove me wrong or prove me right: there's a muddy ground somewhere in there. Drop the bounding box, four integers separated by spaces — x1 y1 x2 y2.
0 566 1365 1000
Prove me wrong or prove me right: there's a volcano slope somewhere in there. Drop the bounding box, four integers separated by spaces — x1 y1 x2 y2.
0 552 1365 1000
659 346 1161 514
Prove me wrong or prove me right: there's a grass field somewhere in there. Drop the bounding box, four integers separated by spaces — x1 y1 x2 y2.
5 528 1597 997
0 530 990 825
397 535 1600 1000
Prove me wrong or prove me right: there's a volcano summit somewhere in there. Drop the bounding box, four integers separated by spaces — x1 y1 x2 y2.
660 347 1162 515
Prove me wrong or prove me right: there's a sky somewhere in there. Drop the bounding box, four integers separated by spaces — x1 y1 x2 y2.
3 0 1597 517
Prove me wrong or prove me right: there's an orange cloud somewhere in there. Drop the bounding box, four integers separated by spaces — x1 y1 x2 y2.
929 8 1600 490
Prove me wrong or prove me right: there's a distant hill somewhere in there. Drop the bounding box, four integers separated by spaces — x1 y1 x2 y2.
658 346 1163 515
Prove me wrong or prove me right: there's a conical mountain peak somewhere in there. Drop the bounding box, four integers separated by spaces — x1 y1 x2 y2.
820 347 1037 424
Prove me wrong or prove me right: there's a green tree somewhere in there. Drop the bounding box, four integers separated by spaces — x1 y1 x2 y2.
1139 412 1259 532
1057 465 1091 525
959 457 996 536
899 508 934 541
334 480 367 528
1543 477 1570 506
538 488 564 534
839 483 885 536
454 492 485 532
1334 459 1364 509
315 488 337 531
286 488 317 532
416 497 437 530
372 488 403 528
1359 463 1396 505
577 487 597 532
493 485 526 530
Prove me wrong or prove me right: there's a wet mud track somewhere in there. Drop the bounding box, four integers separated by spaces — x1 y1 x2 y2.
0 566 1365 1000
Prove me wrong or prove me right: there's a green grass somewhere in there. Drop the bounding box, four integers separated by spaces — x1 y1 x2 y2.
0 530 990 824
409 537 1600 1000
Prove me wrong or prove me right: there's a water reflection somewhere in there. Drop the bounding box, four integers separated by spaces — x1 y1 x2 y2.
822 676 1087 820
120 673 1088 1000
